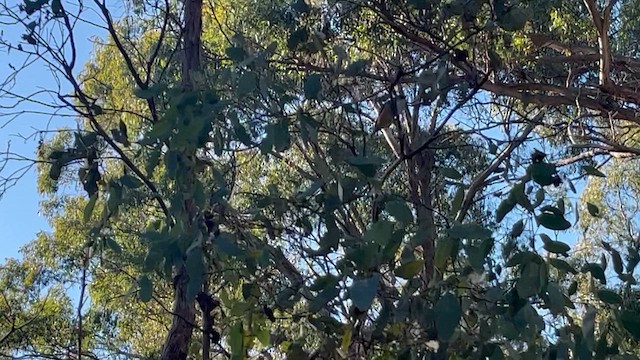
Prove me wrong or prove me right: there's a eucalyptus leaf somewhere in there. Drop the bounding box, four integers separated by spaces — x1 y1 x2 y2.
138 275 153 302
229 321 244 360
83 194 97 223
237 71 258 95
349 273 379 311
596 289 622 305
304 74 322 99
434 293 462 341
548 258 577 274
441 167 463 180
496 198 516 223
537 212 571 231
448 223 492 239
385 200 414 223
582 263 607 284
587 202 600 217
395 260 424 279
582 165 606 177
528 162 556 186
510 219 524 238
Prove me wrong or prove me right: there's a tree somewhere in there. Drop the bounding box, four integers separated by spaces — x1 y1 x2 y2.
3 0 640 359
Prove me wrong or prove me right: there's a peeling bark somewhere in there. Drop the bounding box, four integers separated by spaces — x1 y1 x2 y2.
160 266 196 360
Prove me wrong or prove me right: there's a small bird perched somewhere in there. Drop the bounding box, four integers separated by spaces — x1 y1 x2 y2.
372 99 397 133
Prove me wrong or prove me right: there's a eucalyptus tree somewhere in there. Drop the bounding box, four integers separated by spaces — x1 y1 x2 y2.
2 0 640 359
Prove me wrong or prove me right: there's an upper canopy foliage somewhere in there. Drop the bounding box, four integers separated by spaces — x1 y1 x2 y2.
2 0 640 359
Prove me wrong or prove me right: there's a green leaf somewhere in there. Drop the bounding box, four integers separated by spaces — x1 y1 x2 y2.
237 71 258 96
363 220 394 245
229 321 244 360
510 219 524 238
271 119 291 152
596 289 622 305
50 0 63 16
548 258 577 274
143 118 174 143
582 306 596 350
287 28 309 50
506 251 540 267
133 84 164 99
83 194 97 223
186 246 205 300
543 240 571 255
448 223 492 239
23 0 48 15
537 212 571 231
497 6 529 31
395 260 424 279
496 198 516 223
242 283 260 300
345 60 369 75
435 237 458 270
528 162 556 186
145 148 161 176
587 202 600 217
568 280 578 296
291 0 310 13
488 141 498 154
441 167 463 180
434 293 462 341
345 155 384 177
620 273 637 284
582 165 606 177
620 310 640 340
225 46 247 62
385 200 413 224
164 150 179 176
309 275 339 292
104 237 122 254
138 275 153 302
256 326 270 346
304 74 322 99
451 187 464 216
234 123 253 146
611 249 624 275
143 250 162 273
582 263 607 284
216 232 244 257
349 273 379 311
309 283 340 312
467 237 493 271
546 282 566 315
119 174 144 189
516 262 541 297
510 181 533 212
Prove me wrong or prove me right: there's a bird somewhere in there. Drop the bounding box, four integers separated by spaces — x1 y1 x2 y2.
372 99 396 133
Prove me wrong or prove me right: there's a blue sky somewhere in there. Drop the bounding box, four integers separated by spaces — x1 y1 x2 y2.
0 2 588 265
0 3 104 262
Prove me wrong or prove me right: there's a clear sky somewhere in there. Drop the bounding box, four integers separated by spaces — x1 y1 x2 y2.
0 2 104 262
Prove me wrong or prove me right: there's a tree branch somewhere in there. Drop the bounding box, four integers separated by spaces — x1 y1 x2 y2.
454 112 541 222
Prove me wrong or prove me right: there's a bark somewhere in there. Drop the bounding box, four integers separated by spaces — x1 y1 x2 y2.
160 267 197 360
160 0 202 358
409 152 437 286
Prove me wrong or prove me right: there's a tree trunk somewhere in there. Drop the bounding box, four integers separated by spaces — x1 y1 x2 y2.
160 0 202 358
160 266 196 360
408 151 437 287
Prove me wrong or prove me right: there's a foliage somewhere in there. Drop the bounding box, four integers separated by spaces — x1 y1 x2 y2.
2 0 640 359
